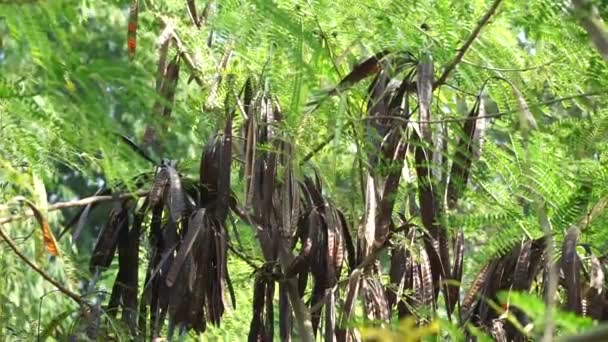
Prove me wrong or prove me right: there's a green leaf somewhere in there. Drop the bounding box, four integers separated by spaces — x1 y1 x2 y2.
497 291 594 335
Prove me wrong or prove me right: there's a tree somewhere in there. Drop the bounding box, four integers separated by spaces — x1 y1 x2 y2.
1 0 608 340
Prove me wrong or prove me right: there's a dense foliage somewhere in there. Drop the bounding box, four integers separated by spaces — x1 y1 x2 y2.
2 0 608 340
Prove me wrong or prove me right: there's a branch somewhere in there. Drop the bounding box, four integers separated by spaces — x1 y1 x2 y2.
364 90 608 125
232 199 315 342
0 191 148 225
204 45 234 110
559 323 608 342
227 242 263 271
461 58 559 72
0 92 40 99
156 15 204 87
172 32 204 87
309 224 413 315
0 224 90 307
364 113 507 125
538 202 557 342
300 133 335 164
434 0 504 89
296 90 605 165
581 196 608 230
572 0 608 64
278 245 316 342
443 83 479 97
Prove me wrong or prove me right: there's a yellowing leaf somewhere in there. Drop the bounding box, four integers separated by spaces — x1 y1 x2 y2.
22 199 59 256
63 74 76 93
360 327 398 342
361 318 439 342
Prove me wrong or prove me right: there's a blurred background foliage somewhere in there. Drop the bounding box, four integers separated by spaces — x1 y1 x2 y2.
1 0 608 340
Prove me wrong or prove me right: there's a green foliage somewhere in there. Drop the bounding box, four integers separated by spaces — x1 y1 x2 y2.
497 291 595 336
2 0 608 340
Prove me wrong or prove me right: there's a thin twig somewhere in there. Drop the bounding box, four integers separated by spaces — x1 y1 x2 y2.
310 285 337 314
581 196 608 230
332 225 413 289
227 242 263 271
204 46 234 110
444 83 479 97
539 90 606 107
363 113 506 124
278 244 316 342
300 133 336 164
232 189 316 342
0 191 148 225
434 0 504 88
171 30 204 87
152 14 202 79
306 225 413 317
558 323 608 341
292 90 605 168
0 92 40 99
0 224 90 307
461 58 559 72
307 0 341 77
364 90 608 124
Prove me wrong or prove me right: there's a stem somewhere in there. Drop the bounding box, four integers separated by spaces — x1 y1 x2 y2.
539 208 557 342
434 0 504 89
292 88 606 165
461 58 559 72
232 203 316 341
300 133 335 164
227 242 263 271
558 324 608 342
365 90 607 124
284 279 315 342
364 113 507 124
204 46 234 110
278 245 315 342
0 224 90 307
172 34 204 87
0 191 148 225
